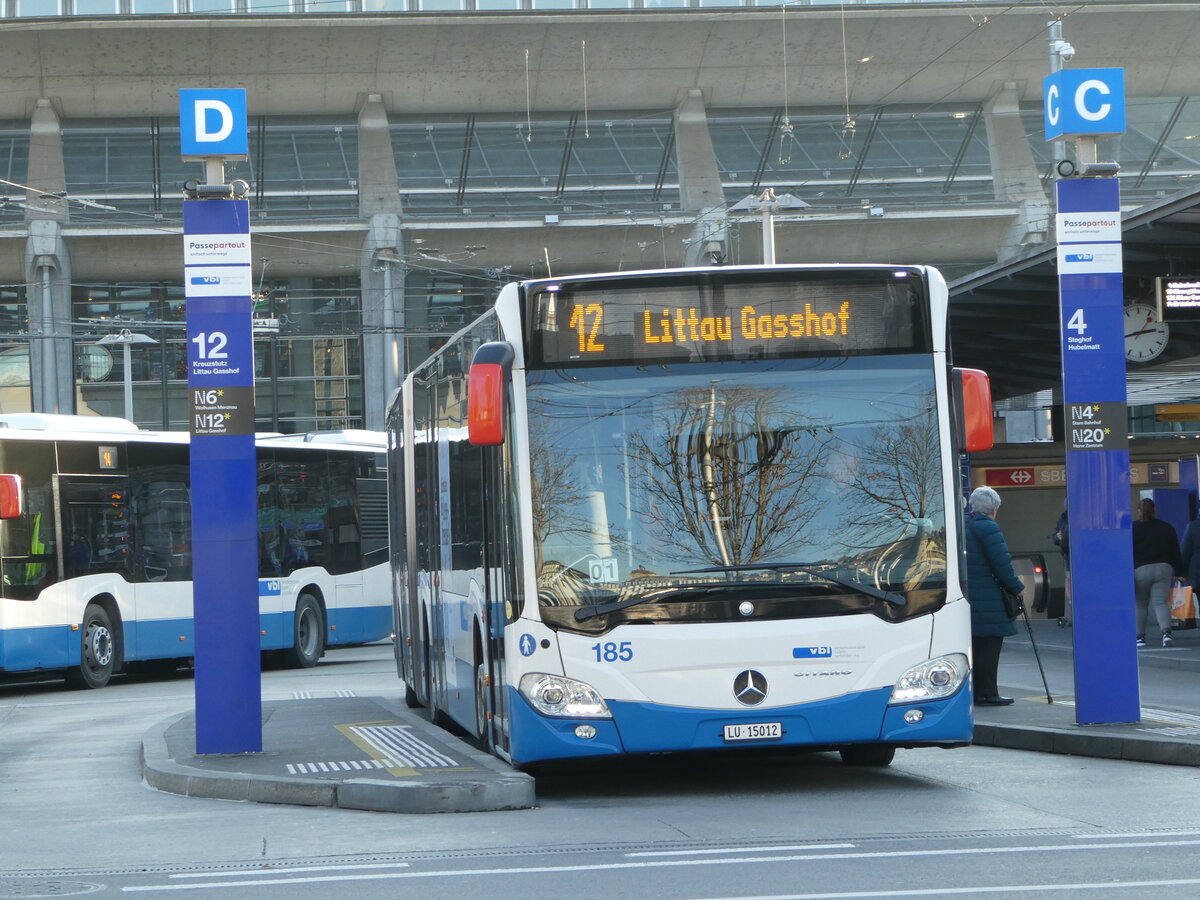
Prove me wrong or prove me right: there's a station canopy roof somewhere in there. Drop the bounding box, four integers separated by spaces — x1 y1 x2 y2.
949 186 1200 403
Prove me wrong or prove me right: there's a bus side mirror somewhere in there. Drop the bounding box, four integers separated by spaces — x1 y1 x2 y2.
468 342 516 446
0 474 23 519
954 367 993 452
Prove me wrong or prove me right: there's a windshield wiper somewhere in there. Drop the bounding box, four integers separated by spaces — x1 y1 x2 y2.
575 583 737 622
671 562 906 608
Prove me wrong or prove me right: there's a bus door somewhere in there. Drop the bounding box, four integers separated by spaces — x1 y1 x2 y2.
479 401 520 755
0 440 58 601
55 476 133 648
129 467 193 658
412 370 443 706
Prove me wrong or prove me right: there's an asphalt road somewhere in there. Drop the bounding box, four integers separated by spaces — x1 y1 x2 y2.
3 642 1200 899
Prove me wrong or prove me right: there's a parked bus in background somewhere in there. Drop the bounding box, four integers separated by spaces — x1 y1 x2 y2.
387 265 993 768
0 415 390 688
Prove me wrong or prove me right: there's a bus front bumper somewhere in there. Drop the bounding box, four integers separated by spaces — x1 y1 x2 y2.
506 684 972 766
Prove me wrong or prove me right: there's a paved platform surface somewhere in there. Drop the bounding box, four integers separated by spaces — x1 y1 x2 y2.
141 694 535 813
140 618 1200 814
974 616 1200 767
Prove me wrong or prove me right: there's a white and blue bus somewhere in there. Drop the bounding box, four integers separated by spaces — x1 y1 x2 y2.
387 265 993 767
0 414 391 688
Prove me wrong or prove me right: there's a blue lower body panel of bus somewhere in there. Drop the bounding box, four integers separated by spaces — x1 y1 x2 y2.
507 685 972 765
0 625 74 672
0 605 393 676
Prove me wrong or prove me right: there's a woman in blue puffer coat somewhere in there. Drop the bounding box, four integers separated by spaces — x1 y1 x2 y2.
964 486 1024 707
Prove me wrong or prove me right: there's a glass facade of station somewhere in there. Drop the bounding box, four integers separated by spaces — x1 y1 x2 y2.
2 92 1199 431
8 99 1196 225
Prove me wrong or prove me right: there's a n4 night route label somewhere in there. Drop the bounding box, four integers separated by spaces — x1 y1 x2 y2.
1068 402 1129 451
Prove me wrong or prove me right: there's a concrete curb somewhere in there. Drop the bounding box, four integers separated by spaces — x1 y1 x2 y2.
973 722 1200 767
141 707 536 813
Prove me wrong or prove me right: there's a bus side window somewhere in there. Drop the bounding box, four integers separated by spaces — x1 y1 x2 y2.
131 468 191 582
60 479 131 579
326 457 360 575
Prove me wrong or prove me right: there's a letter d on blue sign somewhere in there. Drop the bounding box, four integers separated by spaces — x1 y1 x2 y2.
180 89 249 159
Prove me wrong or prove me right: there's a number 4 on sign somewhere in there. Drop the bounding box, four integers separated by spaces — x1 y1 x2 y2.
1067 309 1087 334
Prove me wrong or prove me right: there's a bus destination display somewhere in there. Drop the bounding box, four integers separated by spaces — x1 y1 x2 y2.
529 270 927 367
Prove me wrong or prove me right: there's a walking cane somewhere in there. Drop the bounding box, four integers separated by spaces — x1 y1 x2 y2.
1019 597 1054 704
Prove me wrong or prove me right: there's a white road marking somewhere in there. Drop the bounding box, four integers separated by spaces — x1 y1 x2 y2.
628 845 855 857
121 838 1200 892
1072 830 1200 839
695 879 1200 898
285 759 400 775
349 724 457 768
171 863 411 878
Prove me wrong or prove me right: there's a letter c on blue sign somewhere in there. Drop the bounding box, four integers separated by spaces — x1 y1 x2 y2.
1075 80 1111 122
1046 83 1060 127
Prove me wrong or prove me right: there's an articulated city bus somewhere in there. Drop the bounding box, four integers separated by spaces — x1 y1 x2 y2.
0 415 390 688
387 265 993 767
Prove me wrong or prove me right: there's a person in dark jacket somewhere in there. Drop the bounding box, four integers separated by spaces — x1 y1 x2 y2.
1053 504 1069 571
1132 498 1182 648
1180 514 1200 611
965 486 1024 707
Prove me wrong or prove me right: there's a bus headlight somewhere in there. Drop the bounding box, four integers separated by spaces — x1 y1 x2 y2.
519 673 612 719
888 653 969 705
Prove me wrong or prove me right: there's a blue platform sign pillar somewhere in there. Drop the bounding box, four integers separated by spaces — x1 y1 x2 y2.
181 89 262 754
1047 67 1140 724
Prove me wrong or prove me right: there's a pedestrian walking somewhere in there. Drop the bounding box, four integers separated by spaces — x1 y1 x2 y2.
1179 512 1200 594
1132 498 1183 648
964 486 1024 707
1052 501 1071 624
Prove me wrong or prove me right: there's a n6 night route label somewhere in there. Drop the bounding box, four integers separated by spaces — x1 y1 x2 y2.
1069 402 1129 451
190 385 255 436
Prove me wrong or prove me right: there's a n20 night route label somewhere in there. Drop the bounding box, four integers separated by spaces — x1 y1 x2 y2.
189 386 255 436
1068 402 1129 451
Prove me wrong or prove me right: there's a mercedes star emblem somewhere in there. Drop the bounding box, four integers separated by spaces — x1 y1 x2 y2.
733 669 768 706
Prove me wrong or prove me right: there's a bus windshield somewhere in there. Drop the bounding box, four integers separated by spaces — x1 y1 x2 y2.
528 355 947 631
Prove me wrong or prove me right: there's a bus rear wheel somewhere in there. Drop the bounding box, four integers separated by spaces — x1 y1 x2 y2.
286 593 325 668
65 604 117 690
839 745 896 767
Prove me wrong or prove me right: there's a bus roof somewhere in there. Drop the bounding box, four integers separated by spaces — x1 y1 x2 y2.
0 413 140 434
257 429 386 450
0 415 384 451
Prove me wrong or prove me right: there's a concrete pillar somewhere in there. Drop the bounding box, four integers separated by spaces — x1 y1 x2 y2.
26 99 68 225
983 82 1052 262
360 215 405 432
24 100 73 414
673 90 729 266
358 94 401 218
357 95 406 431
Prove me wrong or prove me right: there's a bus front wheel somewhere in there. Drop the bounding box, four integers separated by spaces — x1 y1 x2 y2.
474 661 489 745
286 593 325 668
839 745 896 767
65 604 117 690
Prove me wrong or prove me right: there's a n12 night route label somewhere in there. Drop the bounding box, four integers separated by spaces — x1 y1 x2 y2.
1068 402 1129 451
189 386 255 436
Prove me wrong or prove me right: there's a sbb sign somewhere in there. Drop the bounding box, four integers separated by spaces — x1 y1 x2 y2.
1044 68 1126 140
985 468 1035 487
